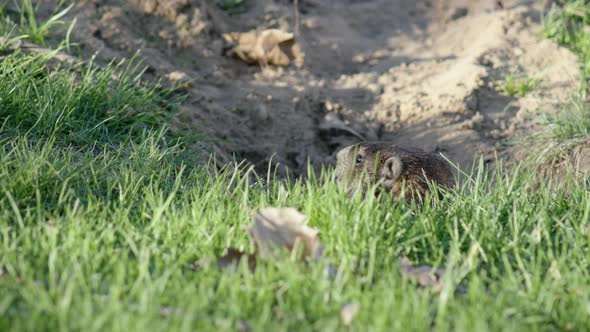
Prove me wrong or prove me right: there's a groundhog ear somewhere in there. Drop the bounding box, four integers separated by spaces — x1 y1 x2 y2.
381 156 403 180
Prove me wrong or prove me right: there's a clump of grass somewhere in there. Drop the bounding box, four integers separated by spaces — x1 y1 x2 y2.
541 94 590 140
0 0 73 45
0 51 178 148
542 0 590 85
498 71 542 97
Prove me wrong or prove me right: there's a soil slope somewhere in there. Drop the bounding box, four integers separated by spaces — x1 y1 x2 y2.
53 0 580 175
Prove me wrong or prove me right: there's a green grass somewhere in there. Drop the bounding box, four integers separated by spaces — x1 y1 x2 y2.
498 71 542 97
498 70 542 97
1 51 590 332
217 0 248 15
1 2 590 332
542 94 590 140
0 0 73 46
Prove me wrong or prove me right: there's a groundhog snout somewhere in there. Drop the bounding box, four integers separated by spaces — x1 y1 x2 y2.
336 146 351 162
335 146 354 180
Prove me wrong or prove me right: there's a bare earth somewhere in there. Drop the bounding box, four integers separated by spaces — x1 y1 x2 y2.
56 0 580 176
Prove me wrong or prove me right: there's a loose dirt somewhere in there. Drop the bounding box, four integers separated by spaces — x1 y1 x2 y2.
40 0 581 176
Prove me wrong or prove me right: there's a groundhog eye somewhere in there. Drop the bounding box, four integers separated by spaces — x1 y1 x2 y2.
355 154 363 164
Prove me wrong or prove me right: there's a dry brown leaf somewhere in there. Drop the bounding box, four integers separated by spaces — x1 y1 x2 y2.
193 208 325 274
399 256 446 292
222 29 303 67
0 37 82 65
340 302 360 327
192 247 256 271
248 207 324 259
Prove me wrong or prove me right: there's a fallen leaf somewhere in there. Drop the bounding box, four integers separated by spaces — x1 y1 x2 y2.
192 247 256 271
222 29 303 67
399 256 446 292
248 207 324 259
340 302 360 327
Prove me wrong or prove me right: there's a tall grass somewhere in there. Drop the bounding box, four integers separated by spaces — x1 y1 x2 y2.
0 51 589 331
0 0 73 45
0 53 176 147
542 94 590 140
2 127 589 331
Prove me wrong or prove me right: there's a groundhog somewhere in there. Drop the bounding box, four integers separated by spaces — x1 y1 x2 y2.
334 142 455 201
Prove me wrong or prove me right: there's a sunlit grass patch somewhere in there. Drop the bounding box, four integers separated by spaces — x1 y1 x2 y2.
498 71 542 97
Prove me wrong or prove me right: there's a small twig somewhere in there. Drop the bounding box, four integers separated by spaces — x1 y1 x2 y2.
0 37 82 65
564 7 590 18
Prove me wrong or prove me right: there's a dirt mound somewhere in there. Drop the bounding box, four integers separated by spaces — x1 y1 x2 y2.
57 0 579 176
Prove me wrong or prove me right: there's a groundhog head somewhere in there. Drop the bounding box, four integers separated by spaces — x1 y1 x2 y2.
335 142 455 201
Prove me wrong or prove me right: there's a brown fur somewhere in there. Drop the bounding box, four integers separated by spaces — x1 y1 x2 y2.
335 142 455 201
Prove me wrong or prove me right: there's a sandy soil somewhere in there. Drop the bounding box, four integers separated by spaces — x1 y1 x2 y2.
37 0 581 176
